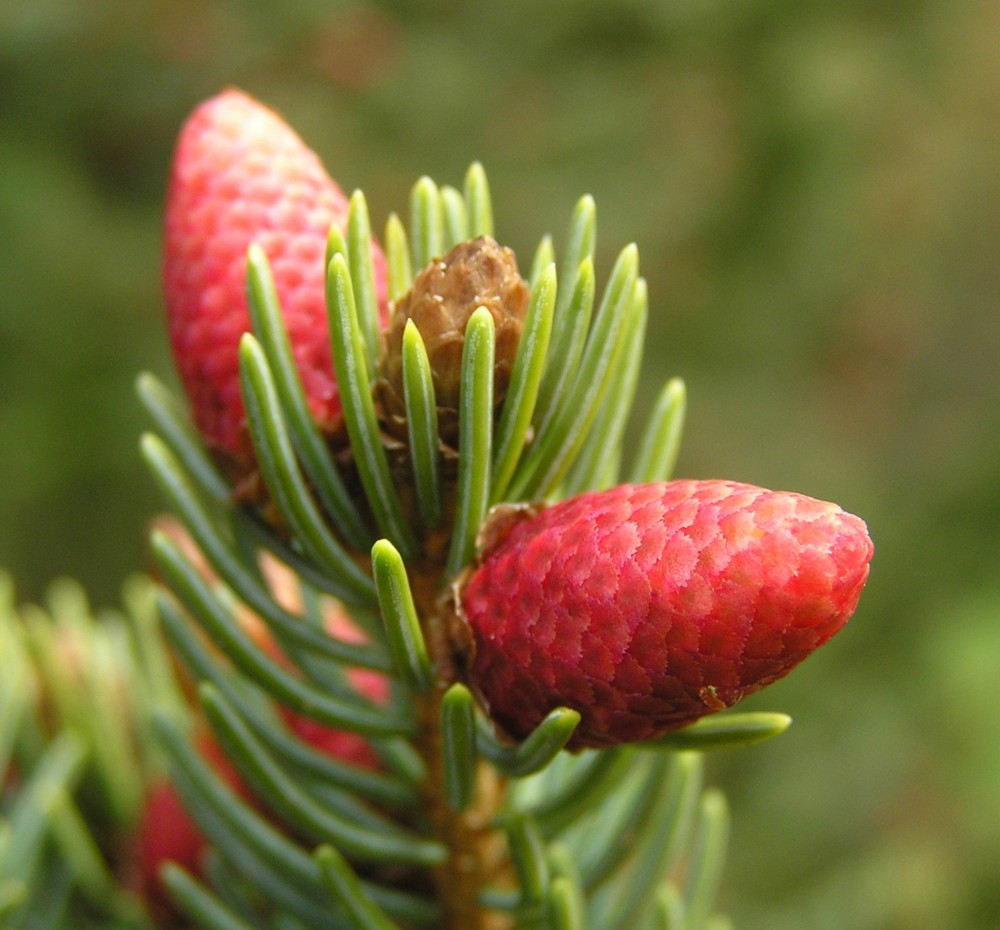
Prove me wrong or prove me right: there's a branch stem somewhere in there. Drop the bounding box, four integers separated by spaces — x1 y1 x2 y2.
408 564 514 930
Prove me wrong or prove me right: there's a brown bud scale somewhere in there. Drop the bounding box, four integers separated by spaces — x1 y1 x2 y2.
380 236 529 444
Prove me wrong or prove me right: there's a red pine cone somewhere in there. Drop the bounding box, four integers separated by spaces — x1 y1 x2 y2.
265 612 389 772
135 520 388 910
132 733 245 916
459 480 873 749
134 641 387 909
163 87 388 464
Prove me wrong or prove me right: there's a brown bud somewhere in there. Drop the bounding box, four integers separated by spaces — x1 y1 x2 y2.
379 236 530 444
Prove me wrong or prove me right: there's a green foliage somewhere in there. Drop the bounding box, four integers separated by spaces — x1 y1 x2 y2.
0 572 172 929
134 168 785 929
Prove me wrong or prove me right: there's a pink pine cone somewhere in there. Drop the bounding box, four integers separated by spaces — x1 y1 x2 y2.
163 88 387 462
460 479 873 749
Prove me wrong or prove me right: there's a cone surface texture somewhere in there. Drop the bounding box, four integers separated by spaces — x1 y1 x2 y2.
163 88 386 460
461 480 873 748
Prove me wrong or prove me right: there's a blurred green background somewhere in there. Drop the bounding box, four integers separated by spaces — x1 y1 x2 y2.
2 0 998 927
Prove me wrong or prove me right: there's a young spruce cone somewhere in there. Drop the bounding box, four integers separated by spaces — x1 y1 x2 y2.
162 88 388 471
458 479 873 749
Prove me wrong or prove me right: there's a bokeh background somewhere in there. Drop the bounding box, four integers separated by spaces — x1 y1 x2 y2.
2 1 998 927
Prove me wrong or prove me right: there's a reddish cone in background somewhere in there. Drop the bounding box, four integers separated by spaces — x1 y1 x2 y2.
134 519 388 908
134 647 388 907
460 479 873 749
149 516 389 771
162 88 388 464
261 611 389 773
132 733 242 915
